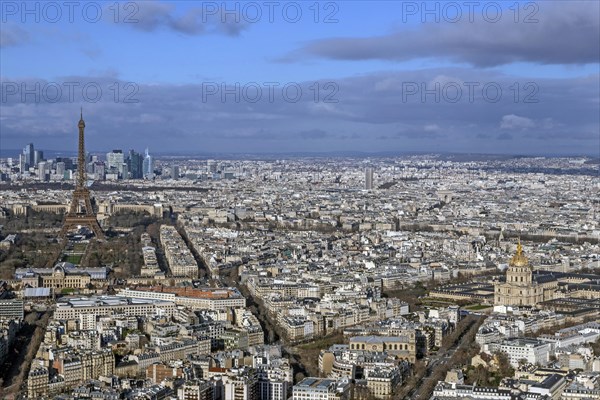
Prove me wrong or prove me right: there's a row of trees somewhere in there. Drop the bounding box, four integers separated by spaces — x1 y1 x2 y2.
464 351 514 387
394 315 483 399
106 210 163 229
85 226 144 276
0 311 52 395
1 209 64 231
0 233 62 278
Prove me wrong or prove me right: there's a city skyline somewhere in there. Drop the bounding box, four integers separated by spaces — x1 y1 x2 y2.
1 1 598 155
1 2 599 399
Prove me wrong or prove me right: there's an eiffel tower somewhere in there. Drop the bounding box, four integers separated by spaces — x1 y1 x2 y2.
61 110 104 239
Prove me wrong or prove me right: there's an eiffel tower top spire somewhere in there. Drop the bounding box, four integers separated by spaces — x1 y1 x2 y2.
79 108 85 128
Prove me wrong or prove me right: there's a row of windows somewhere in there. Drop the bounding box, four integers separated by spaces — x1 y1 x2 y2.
350 342 410 350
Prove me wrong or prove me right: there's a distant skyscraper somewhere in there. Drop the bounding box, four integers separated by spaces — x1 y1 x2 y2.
33 150 44 165
143 148 153 179
93 162 106 180
37 161 48 181
22 143 34 169
56 157 73 170
106 150 124 177
121 162 130 179
365 167 374 190
19 154 27 173
126 149 144 179
56 162 66 177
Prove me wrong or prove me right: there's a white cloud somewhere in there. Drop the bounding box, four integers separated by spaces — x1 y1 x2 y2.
424 124 440 132
500 114 535 130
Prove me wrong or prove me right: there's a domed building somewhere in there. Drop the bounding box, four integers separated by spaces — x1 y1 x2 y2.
16 262 108 294
494 242 558 307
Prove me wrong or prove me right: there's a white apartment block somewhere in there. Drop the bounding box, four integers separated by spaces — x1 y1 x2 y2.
54 296 176 320
118 288 246 310
497 338 551 367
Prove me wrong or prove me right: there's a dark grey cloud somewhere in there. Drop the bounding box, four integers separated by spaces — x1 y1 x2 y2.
212 129 330 141
282 2 599 66
115 1 249 37
0 68 598 155
0 24 29 48
395 125 444 139
299 129 329 140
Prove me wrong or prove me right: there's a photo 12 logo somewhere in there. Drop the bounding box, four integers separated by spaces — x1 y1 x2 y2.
1 1 139 23
400 81 539 103
201 81 339 103
199 1 340 24
1 81 140 103
401 1 539 23
0 1 340 24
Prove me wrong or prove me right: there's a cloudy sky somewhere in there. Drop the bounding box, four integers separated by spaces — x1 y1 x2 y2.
1 1 598 155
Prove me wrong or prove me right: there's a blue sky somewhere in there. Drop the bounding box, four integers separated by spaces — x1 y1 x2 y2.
1 1 599 155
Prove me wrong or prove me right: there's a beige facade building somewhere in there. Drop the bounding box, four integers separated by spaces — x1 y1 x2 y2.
54 296 176 320
28 348 114 397
349 334 416 363
494 243 557 307
27 367 49 398
365 366 401 399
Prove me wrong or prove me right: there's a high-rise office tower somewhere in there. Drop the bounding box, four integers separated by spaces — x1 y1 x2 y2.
87 155 97 175
37 161 48 181
56 162 66 177
143 148 153 179
121 162 129 180
106 150 124 177
126 149 143 179
365 167 374 190
93 162 106 180
56 157 73 171
22 143 34 169
19 154 27 173
33 150 44 165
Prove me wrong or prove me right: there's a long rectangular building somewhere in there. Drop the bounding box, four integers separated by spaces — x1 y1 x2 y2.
54 296 176 320
0 298 24 319
118 287 246 310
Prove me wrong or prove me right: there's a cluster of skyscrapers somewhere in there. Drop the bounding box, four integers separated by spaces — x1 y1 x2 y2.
20 143 43 173
104 148 154 180
9 142 155 181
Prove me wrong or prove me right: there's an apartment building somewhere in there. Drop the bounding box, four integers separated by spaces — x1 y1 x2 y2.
54 296 176 320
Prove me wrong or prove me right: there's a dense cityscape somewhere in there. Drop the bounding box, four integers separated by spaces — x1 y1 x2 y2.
1 1 599 399
0 112 599 399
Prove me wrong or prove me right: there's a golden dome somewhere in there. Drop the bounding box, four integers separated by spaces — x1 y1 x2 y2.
510 241 529 267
